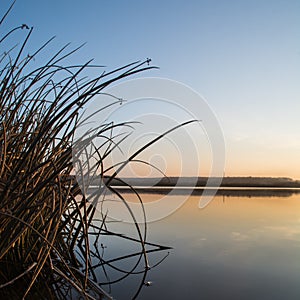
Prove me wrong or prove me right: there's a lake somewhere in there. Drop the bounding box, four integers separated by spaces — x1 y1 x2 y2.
93 190 300 299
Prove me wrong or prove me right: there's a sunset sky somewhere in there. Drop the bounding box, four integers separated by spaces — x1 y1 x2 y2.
2 0 300 179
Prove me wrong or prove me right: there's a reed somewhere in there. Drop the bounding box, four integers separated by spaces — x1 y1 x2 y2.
0 2 199 298
0 3 164 299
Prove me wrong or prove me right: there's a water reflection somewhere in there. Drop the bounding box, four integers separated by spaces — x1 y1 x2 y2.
81 216 170 300
102 191 300 299
116 186 300 197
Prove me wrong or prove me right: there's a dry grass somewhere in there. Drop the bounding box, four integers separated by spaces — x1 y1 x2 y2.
0 3 160 299
0 2 199 298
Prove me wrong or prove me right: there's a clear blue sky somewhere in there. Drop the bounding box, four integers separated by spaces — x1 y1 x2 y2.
2 0 300 178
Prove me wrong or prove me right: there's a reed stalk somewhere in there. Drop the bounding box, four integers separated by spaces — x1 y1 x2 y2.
0 4 160 299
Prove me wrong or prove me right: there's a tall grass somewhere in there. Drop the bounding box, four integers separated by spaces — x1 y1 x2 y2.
0 3 166 299
0 2 200 298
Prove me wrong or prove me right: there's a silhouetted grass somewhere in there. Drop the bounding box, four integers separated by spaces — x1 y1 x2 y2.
0 3 170 299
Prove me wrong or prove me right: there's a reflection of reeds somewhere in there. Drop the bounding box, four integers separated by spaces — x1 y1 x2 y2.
0 5 171 299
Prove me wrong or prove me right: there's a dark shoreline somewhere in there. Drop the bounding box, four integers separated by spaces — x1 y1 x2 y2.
100 176 300 189
107 186 300 198
85 176 300 197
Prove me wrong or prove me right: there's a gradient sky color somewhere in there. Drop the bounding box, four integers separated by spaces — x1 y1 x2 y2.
2 0 300 178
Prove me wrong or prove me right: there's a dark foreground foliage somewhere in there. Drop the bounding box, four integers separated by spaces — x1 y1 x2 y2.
0 3 173 299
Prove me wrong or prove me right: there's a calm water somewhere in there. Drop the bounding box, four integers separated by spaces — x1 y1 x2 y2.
95 191 300 299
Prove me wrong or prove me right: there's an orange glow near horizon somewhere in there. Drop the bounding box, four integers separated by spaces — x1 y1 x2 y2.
113 162 300 180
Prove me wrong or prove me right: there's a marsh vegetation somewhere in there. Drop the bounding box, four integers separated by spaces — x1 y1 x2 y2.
0 3 171 299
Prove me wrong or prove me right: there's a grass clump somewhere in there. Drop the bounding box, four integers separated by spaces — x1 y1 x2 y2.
0 3 158 299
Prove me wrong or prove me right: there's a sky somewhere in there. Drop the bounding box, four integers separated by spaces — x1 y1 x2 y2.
2 0 300 179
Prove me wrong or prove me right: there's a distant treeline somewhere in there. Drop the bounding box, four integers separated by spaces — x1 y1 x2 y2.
98 176 300 188
114 187 300 198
